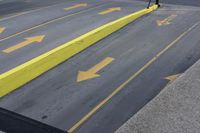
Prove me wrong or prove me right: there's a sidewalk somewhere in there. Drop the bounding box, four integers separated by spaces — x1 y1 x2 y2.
116 59 200 133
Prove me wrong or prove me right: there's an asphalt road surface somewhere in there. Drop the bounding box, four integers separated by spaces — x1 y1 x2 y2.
0 0 145 74
0 0 71 17
0 0 200 133
139 0 200 7
161 0 200 7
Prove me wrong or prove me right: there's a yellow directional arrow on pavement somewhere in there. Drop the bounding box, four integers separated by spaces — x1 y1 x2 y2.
157 14 177 26
165 73 181 82
64 3 88 11
98 7 121 15
77 57 115 82
3 35 45 53
0 27 5 33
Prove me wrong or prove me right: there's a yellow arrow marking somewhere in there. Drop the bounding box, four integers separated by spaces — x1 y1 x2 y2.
77 57 115 82
165 73 181 82
157 14 177 26
68 20 200 133
3 35 45 53
99 7 121 15
64 3 88 11
0 27 5 33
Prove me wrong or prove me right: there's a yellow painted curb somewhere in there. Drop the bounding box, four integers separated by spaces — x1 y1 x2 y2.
0 5 158 97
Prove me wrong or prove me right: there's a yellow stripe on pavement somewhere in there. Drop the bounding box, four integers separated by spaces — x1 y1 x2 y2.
67 21 200 133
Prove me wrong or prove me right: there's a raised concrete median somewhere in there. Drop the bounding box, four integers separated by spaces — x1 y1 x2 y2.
0 5 158 98
116 59 200 133
0 5 158 97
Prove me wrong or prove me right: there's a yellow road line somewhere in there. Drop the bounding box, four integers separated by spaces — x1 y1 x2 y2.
67 21 200 133
0 3 110 42
0 5 157 99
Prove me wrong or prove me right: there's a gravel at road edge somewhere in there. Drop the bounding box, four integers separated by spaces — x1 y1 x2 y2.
116 59 200 133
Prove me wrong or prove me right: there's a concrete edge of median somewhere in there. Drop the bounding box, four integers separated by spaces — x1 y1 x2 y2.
0 5 158 97
115 59 200 133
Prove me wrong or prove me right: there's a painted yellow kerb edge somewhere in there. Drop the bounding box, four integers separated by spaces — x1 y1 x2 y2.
0 5 158 97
